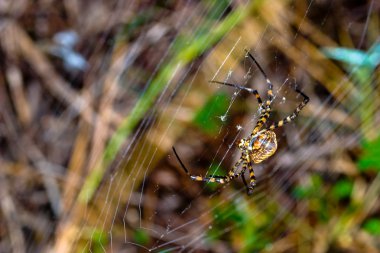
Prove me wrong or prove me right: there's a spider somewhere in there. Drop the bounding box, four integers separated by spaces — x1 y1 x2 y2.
172 50 309 195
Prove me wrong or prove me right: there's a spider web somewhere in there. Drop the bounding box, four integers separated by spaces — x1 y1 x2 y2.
2 0 377 252
70 1 377 252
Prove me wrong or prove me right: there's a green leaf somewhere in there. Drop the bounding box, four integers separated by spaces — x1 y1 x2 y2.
292 175 322 199
331 179 353 200
363 218 380 235
133 228 150 245
292 186 310 199
311 174 322 188
158 250 173 253
83 228 108 253
358 135 380 172
193 92 230 134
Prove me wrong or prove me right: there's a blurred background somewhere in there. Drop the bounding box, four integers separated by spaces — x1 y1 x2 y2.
1 0 380 252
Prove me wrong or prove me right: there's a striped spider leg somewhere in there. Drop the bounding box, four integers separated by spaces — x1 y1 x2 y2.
173 50 309 195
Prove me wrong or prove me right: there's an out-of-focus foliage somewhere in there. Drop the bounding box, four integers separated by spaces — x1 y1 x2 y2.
194 92 230 135
358 135 380 172
1 0 379 252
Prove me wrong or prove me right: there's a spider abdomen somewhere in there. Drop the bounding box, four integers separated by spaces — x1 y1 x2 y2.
249 131 277 163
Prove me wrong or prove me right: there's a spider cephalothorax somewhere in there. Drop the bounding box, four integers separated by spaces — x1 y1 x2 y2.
173 50 309 195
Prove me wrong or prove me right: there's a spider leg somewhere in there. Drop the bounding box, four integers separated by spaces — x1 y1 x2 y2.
240 163 254 195
211 51 275 136
251 107 271 134
189 158 244 184
172 146 245 184
247 161 256 193
241 173 250 194
209 80 263 106
268 88 309 130
244 50 276 134
245 49 274 102
240 161 256 195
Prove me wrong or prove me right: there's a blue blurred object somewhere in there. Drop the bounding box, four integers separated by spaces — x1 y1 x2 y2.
323 42 380 70
54 30 79 48
50 30 88 72
323 42 380 141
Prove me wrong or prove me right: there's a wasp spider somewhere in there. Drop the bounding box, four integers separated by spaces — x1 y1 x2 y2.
173 50 309 195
